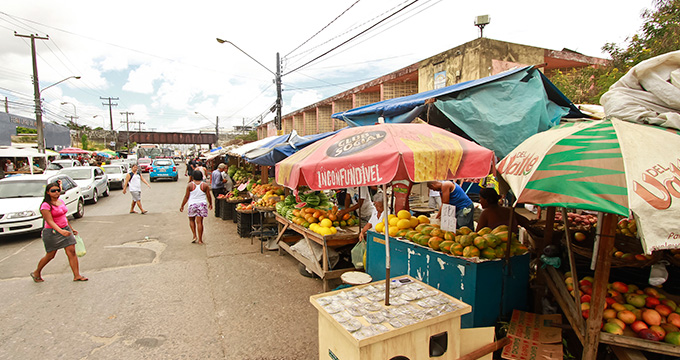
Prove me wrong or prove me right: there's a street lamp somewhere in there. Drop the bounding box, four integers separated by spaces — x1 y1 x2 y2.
60 101 78 125
195 111 219 147
216 38 282 131
34 76 81 164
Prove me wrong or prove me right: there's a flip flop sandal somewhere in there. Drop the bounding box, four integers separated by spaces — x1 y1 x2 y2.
130 211 138 214
30 272 44 282
73 277 88 282
141 211 148 214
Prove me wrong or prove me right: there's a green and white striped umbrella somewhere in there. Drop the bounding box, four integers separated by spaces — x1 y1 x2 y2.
498 119 680 254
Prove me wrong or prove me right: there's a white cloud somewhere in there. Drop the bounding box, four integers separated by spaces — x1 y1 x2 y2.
0 0 653 139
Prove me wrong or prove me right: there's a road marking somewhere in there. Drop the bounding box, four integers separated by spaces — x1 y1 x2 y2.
0 239 38 264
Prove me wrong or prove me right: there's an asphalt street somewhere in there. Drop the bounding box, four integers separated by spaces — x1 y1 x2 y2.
0 166 324 359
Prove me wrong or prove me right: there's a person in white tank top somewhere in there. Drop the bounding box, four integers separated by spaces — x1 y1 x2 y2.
122 164 151 214
180 170 213 244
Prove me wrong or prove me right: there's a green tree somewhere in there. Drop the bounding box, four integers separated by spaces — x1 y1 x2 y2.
549 0 680 105
235 130 258 142
16 126 37 134
81 134 89 150
603 0 680 69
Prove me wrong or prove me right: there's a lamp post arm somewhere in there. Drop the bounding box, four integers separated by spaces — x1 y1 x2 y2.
216 38 275 76
42 76 81 93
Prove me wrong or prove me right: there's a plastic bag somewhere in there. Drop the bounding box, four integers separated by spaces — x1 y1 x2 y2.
74 235 86 257
351 240 366 269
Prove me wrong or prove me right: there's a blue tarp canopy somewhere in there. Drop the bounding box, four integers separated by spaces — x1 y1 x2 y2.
244 129 343 166
332 66 585 158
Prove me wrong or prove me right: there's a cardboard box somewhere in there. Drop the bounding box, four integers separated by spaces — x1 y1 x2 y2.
501 310 563 360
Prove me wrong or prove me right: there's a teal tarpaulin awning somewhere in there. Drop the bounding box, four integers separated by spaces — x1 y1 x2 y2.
332 66 585 158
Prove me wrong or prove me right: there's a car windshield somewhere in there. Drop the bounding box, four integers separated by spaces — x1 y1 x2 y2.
61 168 92 180
0 180 45 198
154 160 173 166
46 163 63 170
102 166 122 174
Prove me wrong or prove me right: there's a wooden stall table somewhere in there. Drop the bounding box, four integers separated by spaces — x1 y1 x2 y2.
251 206 278 252
275 213 359 291
310 275 478 360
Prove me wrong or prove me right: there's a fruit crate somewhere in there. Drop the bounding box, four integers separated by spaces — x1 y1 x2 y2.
365 230 529 328
236 210 261 238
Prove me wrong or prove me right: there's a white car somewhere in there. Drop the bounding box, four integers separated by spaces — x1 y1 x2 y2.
51 159 82 168
0 174 84 236
101 164 126 189
59 167 109 204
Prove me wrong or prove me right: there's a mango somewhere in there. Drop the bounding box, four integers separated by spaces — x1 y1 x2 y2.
463 246 480 258
439 241 454 253
457 226 472 235
473 236 487 250
450 243 464 256
477 227 492 236
428 237 444 250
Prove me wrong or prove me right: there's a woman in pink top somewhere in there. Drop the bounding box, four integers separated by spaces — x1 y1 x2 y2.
30 182 88 282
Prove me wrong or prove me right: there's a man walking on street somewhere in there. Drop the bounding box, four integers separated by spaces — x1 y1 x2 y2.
210 163 227 217
123 164 152 214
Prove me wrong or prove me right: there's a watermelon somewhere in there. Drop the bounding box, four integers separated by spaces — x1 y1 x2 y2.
306 195 320 207
294 202 308 209
275 202 285 214
284 195 296 206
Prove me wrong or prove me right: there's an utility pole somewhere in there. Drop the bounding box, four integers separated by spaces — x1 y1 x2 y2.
100 96 118 131
120 111 134 150
15 32 49 165
275 52 282 131
215 116 219 147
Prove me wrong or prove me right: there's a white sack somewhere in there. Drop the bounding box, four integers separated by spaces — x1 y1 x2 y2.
601 50 680 129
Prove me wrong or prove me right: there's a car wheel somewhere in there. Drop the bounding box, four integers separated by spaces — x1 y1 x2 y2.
103 186 110 197
91 189 98 204
173 176 178 182
73 198 85 218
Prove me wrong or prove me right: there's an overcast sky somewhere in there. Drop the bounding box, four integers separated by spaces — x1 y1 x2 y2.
0 0 652 134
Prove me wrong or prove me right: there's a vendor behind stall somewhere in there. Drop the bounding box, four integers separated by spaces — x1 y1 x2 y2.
476 187 530 233
359 192 385 241
337 186 376 227
427 181 474 229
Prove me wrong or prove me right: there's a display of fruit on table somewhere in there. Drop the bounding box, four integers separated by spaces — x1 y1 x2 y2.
553 212 598 231
235 202 254 211
253 191 284 208
566 275 680 344
376 212 527 260
616 218 638 238
228 165 256 184
374 210 428 237
225 189 249 201
670 249 680 261
250 182 284 197
309 218 338 236
610 247 654 262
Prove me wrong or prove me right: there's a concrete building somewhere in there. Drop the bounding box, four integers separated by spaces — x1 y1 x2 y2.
257 37 608 139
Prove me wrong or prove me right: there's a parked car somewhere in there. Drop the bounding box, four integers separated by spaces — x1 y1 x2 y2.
138 158 152 172
101 164 127 189
50 159 82 168
0 173 84 236
149 158 178 182
58 167 109 204
108 159 129 172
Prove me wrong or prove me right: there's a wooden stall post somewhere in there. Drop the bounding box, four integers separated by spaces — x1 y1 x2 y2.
582 212 617 360
261 165 269 183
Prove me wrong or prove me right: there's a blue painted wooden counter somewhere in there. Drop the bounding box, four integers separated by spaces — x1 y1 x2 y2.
366 230 529 328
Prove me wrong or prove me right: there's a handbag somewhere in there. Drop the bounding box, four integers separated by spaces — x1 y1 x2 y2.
351 240 366 269
74 235 86 257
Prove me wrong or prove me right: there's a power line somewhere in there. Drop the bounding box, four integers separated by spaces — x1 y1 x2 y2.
283 0 411 64
301 0 440 70
283 0 420 76
285 0 362 58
